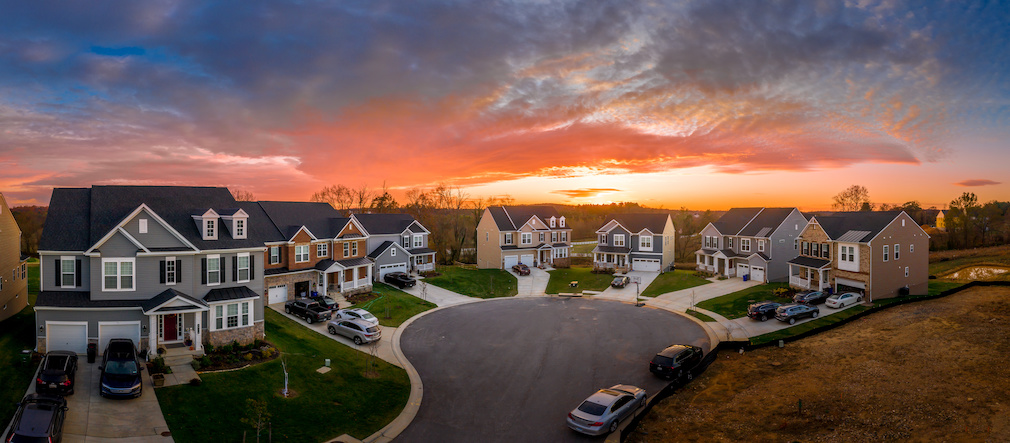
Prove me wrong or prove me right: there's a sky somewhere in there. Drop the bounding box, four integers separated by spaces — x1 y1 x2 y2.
1 0 1008 210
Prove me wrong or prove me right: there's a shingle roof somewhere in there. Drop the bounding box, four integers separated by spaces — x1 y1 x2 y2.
737 208 798 237
204 286 260 303
407 247 436 255
711 208 763 235
788 256 832 268
606 213 670 234
488 206 564 231
258 201 343 240
367 241 396 259
39 188 91 251
813 211 903 243
141 288 207 312
593 245 631 254
36 291 143 308
353 213 421 235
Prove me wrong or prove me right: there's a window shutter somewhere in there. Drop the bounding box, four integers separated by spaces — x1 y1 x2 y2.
201 258 207 285
232 256 238 282
160 260 166 284
75 260 82 287
250 256 255 279
176 260 183 283
54 259 60 285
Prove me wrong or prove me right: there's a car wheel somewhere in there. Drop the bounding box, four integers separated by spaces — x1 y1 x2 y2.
353 336 363 345
857 296 864 303
686 371 694 381
328 326 336 335
760 314 768 322
812 311 819 318
609 420 619 433
306 316 313 324
285 307 291 314
788 317 796 325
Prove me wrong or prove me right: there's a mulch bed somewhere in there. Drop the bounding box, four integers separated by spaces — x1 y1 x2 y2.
345 292 381 304
194 341 280 372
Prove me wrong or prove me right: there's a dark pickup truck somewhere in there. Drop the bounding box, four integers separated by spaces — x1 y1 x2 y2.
285 298 333 324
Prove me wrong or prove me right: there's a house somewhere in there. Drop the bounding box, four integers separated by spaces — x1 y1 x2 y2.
476 206 572 269
351 213 436 279
935 210 946 231
1 193 28 322
35 186 268 356
787 211 929 301
695 207 807 283
257 201 373 305
592 213 677 272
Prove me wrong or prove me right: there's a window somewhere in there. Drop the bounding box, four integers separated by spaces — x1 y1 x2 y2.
840 245 855 262
794 239 798 250
269 246 280 264
102 258 135 291
237 254 250 282
505 233 513 244
235 219 245 238
213 301 253 331
343 242 350 257
242 303 250 326
727 237 734 248
614 234 625 247
317 243 328 257
703 236 710 248
403 235 411 248
741 239 751 252
413 234 423 248
883 245 889 262
521 232 532 245
639 235 652 250
295 245 310 263
905 267 909 277
551 232 558 243
894 244 900 260
598 234 607 245
391 247 396 257
910 244 914 253
165 258 177 285
758 240 765 252
539 233 545 242
227 303 239 328
802 241 809 256
484 232 488 242
206 219 215 238
821 243 830 259
61 257 76 288
206 256 221 285
561 232 567 242
560 217 565 227
139 219 148 234
550 217 556 228
351 242 358 256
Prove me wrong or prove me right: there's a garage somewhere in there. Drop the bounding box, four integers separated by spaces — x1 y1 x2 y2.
98 321 141 351
632 258 661 272
519 254 534 266
378 263 407 279
268 285 288 304
46 322 88 354
503 255 519 269
737 263 750 278
835 277 867 294
750 266 765 282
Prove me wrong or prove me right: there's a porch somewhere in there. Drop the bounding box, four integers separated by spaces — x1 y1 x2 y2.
142 288 209 356
593 245 630 273
787 256 832 292
318 257 373 296
695 250 742 277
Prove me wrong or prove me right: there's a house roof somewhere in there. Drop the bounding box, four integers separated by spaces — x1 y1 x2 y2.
141 288 207 312
737 208 798 237
488 206 564 231
407 247 436 255
605 213 670 234
204 286 260 303
36 291 143 309
593 245 631 254
337 257 373 268
711 208 763 236
258 201 343 240
353 213 423 235
812 211 903 243
788 256 832 269
367 241 396 259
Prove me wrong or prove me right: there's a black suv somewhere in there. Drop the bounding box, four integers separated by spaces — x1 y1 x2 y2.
5 394 67 443
36 351 78 396
384 272 416 289
99 339 144 399
746 301 781 321
793 290 830 305
775 303 820 325
649 344 704 380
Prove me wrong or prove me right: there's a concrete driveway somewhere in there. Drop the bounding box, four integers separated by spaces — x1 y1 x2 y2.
594 271 661 302
646 277 762 310
396 297 711 442
513 267 550 296
725 300 864 338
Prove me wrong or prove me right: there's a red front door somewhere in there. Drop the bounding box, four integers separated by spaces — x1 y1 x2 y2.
163 314 178 341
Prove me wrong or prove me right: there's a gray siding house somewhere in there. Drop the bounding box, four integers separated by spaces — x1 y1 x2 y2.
695 207 807 283
36 186 268 356
593 213 677 272
353 213 436 277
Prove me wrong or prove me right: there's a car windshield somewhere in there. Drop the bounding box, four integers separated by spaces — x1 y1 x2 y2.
104 360 138 376
612 278 624 283
827 295 840 300
653 355 674 366
577 400 608 416
362 312 376 321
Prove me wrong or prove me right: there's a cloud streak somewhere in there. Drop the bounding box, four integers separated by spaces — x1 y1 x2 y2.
955 179 1001 187
551 188 622 199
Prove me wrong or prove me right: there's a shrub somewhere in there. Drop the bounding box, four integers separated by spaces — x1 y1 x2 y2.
189 378 202 386
219 343 234 354
150 357 169 375
253 339 264 348
200 356 212 368
191 360 201 371
243 353 254 362
204 343 215 354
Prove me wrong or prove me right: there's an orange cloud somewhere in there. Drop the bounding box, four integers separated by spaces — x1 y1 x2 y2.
955 179 1001 187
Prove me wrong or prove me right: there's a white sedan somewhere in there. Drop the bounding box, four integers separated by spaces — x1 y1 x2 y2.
333 308 379 327
825 292 863 308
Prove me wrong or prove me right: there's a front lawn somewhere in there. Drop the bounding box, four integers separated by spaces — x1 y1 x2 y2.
572 243 596 254
0 264 39 424
349 283 437 327
545 266 614 294
158 309 410 442
422 266 517 298
640 270 711 297
695 283 791 319
686 309 716 322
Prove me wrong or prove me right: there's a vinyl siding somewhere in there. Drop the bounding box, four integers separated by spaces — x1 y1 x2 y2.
36 308 148 341
476 208 502 269
122 209 190 250
41 253 90 292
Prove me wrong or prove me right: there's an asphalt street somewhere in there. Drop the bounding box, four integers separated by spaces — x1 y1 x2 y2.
396 297 710 442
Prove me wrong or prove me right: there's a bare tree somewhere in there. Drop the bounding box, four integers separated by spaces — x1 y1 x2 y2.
832 185 872 211
371 181 399 213
311 185 354 215
231 189 256 202
352 184 374 214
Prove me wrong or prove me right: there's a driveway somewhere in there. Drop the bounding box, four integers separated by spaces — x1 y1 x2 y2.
513 267 550 296
268 303 402 368
396 297 711 442
646 277 762 310
725 300 864 338
400 278 476 307
594 271 661 302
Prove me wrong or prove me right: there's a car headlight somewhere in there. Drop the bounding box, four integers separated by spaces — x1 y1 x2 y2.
132 382 143 390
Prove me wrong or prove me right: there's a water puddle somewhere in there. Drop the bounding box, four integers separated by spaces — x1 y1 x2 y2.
945 266 1010 281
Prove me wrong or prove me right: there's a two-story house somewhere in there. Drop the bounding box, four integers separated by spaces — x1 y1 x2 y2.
35 186 268 356
476 206 572 269
592 213 677 272
787 211 928 300
695 207 807 283
1 193 29 322
258 201 373 304
351 213 436 279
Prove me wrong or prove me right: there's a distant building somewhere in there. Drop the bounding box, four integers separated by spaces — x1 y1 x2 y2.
0 193 29 322
935 210 946 231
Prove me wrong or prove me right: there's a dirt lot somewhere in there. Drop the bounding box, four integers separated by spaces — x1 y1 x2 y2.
631 286 1010 442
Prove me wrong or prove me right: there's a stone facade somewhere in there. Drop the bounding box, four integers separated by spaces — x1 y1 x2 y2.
204 321 265 347
264 271 318 303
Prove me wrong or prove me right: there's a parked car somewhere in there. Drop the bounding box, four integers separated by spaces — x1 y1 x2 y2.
746 301 781 321
334 308 379 327
826 292 863 309
36 350 78 396
327 319 381 345
99 339 143 399
775 303 820 325
384 271 416 289
285 298 333 324
566 384 647 435
512 263 531 276
5 394 67 443
793 290 830 305
611 276 630 288
649 344 704 380
309 294 339 311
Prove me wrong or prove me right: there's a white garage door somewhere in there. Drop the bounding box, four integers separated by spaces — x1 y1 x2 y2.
737 263 750 277
835 277 866 289
519 254 534 265
378 263 407 279
98 322 141 351
503 255 519 269
751 266 765 282
633 258 661 272
268 285 288 304
47 322 87 354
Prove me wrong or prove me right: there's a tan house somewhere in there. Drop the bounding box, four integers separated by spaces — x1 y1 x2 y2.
593 213 677 273
787 211 929 301
1 193 29 322
477 206 572 269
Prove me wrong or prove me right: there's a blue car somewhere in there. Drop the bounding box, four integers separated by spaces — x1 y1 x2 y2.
99 339 144 399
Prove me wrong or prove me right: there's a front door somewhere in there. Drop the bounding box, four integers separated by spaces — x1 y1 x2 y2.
162 314 178 342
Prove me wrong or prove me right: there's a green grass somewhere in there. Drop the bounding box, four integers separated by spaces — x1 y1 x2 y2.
750 304 871 346
0 264 39 424
686 309 716 322
423 266 517 298
926 280 965 296
640 270 711 297
928 246 1010 278
350 283 436 327
545 266 614 294
158 309 410 442
695 283 791 319
572 244 595 254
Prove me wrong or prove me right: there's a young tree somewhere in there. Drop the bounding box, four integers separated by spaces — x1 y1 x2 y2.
832 185 872 211
240 399 271 443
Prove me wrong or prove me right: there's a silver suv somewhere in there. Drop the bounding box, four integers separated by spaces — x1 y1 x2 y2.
326 318 381 345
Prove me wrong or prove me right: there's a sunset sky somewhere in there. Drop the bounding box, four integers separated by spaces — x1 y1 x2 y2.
1 0 1008 210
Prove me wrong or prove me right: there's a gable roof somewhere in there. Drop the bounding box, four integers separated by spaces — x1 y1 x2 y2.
353 213 423 235
738 207 799 237
605 213 670 234
488 206 563 231
811 211 904 243
711 208 763 236
258 201 344 241
367 240 406 259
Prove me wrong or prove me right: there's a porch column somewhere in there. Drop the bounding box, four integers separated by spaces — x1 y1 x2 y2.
194 312 203 352
148 315 158 357
366 265 372 282
322 272 328 295
353 267 359 288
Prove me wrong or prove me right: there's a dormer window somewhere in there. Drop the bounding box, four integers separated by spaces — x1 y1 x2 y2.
194 209 221 240
550 217 556 228
234 219 246 239
560 217 565 228
205 219 216 240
